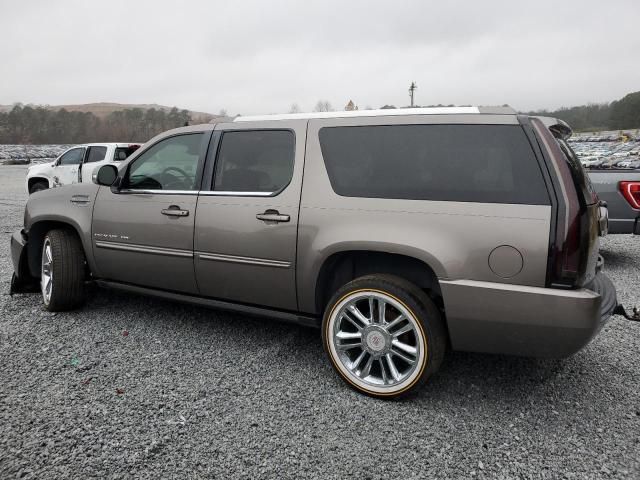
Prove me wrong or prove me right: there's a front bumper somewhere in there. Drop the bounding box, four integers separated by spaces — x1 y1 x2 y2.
440 272 617 358
10 229 38 294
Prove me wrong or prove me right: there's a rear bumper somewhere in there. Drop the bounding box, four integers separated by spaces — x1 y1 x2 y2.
608 217 639 235
440 272 617 358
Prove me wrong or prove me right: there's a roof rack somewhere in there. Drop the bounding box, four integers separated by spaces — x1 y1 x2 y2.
234 106 516 122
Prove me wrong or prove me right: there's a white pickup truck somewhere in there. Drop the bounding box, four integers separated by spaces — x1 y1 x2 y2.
25 143 141 194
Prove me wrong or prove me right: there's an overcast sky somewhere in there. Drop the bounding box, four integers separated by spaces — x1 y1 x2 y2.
2 0 639 115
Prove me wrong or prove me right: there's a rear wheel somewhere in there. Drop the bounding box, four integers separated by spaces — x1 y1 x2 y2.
322 274 446 399
29 180 48 194
41 229 86 311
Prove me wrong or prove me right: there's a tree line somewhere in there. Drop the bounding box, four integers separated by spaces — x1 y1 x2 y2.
527 91 640 132
2 91 639 144
0 105 191 144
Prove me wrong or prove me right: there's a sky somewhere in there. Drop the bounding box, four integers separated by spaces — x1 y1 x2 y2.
1 0 639 115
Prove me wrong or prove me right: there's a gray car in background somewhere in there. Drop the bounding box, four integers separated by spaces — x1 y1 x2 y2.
10 106 626 398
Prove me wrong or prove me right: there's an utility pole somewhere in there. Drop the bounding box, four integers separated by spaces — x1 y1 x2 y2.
409 81 417 107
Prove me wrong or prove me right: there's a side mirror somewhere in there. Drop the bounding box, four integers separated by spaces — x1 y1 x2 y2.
93 164 118 186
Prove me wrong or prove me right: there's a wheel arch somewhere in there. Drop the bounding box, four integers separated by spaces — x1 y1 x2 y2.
26 220 88 278
27 176 51 191
314 250 444 317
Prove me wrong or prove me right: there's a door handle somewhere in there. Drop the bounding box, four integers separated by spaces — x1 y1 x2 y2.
161 205 189 217
256 209 290 223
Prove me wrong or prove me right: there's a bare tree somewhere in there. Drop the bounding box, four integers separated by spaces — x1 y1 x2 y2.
289 103 301 114
313 100 333 112
218 108 228 117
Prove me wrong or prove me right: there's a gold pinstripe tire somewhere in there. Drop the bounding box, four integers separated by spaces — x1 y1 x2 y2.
322 274 446 399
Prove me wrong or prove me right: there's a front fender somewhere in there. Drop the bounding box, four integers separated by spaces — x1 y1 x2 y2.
24 183 100 276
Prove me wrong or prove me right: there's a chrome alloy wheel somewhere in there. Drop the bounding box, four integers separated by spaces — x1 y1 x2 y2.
327 290 426 394
41 238 53 305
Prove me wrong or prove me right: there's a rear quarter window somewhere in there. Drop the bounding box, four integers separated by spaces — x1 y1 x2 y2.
318 124 550 205
114 146 140 161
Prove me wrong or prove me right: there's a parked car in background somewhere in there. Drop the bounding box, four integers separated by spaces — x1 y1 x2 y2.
582 157 605 169
589 170 640 234
11 107 623 398
25 143 141 194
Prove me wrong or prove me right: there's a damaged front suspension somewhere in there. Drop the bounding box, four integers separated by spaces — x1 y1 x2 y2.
613 304 640 322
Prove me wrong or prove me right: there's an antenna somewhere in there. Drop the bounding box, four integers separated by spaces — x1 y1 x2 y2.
409 81 417 107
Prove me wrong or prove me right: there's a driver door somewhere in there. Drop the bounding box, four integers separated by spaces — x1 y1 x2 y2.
54 147 85 186
92 132 209 293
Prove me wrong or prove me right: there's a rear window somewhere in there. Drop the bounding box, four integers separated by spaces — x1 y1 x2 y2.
318 124 550 205
114 145 140 161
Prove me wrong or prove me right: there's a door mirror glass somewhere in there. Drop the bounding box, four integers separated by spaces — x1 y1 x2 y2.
94 164 118 186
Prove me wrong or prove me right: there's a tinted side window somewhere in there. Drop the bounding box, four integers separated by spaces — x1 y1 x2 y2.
213 130 295 193
114 146 140 161
59 148 84 166
86 146 107 163
125 134 202 191
319 124 550 205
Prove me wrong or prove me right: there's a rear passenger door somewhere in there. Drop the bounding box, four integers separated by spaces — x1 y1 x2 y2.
194 120 306 311
80 145 108 183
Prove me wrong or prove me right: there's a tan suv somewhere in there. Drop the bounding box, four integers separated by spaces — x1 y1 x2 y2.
10 107 622 398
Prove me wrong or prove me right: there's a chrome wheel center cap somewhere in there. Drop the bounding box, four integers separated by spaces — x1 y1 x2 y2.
364 328 388 354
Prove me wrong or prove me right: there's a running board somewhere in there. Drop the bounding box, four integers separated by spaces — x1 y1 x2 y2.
94 280 320 328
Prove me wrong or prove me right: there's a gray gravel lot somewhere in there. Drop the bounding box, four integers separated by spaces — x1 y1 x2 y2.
0 165 639 479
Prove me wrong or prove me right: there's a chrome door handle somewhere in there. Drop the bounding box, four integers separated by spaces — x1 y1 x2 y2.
256 209 290 223
161 205 189 217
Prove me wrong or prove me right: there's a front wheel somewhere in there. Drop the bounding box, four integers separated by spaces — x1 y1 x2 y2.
322 274 446 399
41 229 86 311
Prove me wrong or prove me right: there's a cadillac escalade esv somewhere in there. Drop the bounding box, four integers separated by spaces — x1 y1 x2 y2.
10 107 625 398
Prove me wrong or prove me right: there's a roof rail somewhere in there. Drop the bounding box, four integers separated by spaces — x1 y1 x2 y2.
234 106 516 122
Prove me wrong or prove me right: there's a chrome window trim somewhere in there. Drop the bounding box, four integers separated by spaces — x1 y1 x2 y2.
198 190 275 197
196 251 291 268
117 189 275 197
119 189 199 196
95 240 193 258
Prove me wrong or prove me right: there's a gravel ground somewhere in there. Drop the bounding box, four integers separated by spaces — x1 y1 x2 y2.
0 165 639 479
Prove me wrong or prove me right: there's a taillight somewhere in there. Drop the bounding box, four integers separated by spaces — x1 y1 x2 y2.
619 181 640 210
532 118 582 286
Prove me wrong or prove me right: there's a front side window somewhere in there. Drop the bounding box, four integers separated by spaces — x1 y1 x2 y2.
58 148 84 166
213 130 295 193
85 146 107 163
125 134 202 191
319 124 550 205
